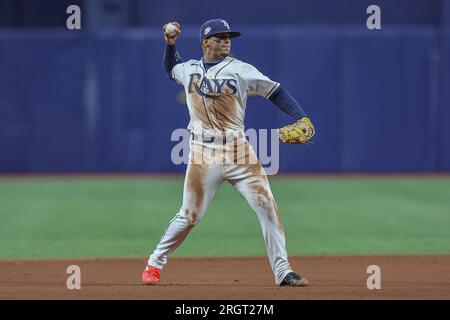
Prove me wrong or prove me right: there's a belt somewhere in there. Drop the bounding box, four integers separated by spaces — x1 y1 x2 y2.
190 132 244 143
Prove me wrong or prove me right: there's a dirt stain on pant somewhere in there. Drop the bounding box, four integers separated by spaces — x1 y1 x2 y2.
254 184 284 233
185 162 206 223
184 208 198 226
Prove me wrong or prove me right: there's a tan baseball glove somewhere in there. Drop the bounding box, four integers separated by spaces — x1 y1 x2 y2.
277 117 315 144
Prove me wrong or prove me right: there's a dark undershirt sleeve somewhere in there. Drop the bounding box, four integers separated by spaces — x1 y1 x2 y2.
163 44 183 79
269 87 308 120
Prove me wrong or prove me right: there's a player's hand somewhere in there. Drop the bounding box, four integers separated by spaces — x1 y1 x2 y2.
163 22 181 45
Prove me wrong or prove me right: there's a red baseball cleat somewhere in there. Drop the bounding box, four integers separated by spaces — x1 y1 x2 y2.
141 265 161 285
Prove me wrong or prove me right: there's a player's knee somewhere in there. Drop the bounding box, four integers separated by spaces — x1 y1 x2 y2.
186 216 199 227
182 208 201 227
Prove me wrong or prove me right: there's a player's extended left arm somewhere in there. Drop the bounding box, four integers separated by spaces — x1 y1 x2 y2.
269 87 315 144
269 87 307 120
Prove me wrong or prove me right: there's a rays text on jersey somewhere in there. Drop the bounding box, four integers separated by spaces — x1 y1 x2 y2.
188 73 237 96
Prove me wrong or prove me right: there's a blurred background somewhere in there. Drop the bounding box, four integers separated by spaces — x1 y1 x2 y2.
0 0 449 260
1 0 449 173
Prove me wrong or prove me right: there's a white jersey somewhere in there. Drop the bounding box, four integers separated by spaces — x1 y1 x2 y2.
171 56 280 135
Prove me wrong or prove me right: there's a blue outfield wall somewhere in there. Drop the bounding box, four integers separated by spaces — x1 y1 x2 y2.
0 0 441 28
0 26 448 173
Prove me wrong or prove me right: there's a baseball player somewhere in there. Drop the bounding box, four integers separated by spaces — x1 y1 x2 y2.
142 19 315 286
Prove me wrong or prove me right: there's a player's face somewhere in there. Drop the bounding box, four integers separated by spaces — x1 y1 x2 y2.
208 33 231 58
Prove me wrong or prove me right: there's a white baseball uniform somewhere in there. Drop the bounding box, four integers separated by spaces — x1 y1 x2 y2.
148 56 295 285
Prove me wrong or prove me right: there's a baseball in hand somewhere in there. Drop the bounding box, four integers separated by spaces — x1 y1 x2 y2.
165 23 177 36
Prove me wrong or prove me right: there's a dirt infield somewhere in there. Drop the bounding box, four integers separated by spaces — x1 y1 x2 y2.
1 255 449 300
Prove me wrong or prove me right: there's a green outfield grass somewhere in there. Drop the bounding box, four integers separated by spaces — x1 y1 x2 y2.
0 176 449 259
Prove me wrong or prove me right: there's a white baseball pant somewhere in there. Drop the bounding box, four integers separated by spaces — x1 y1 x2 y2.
148 133 294 285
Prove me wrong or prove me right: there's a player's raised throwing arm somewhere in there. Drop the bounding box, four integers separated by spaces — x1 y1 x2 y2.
162 22 184 79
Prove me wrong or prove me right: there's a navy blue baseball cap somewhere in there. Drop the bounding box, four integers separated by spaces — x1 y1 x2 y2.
199 19 241 43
